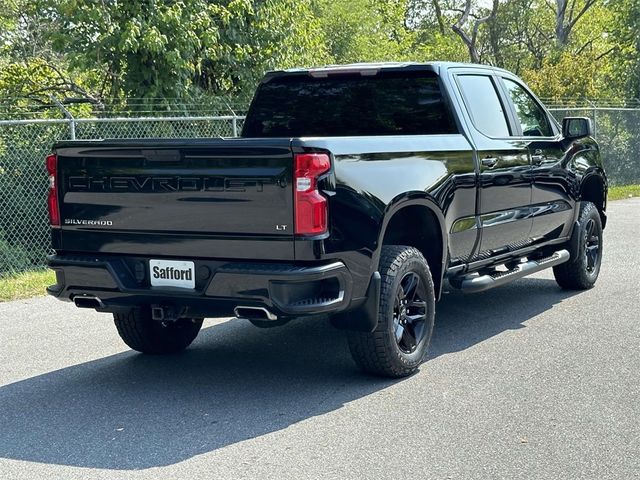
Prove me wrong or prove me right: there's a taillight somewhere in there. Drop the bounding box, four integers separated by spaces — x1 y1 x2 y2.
294 153 331 235
46 153 60 227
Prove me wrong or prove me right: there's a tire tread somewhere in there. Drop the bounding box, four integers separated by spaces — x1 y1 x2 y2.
347 245 435 378
553 201 602 290
113 308 202 354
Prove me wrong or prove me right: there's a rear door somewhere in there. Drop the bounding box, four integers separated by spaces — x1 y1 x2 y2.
452 71 533 255
56 138 295 260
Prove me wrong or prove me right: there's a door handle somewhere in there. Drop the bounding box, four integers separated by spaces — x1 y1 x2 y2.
481 157 499 168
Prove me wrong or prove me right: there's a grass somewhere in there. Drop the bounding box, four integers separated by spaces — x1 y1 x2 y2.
0 269 55 302
609 184 640 201
0 185 637 302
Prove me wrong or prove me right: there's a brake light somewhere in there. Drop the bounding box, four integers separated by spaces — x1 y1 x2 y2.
46 153 60 227
294 153 331 235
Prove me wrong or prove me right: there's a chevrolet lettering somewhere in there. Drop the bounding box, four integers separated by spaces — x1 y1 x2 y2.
46 62 607 377
67 175 274 192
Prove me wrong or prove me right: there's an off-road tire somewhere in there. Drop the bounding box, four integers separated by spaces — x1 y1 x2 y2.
113 307 203 354
553 201 603 290
347 245 436 378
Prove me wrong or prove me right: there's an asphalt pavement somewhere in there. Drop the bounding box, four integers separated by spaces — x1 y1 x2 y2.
1 198 639 479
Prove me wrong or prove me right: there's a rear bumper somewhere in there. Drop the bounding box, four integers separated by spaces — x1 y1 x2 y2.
47 253 354 319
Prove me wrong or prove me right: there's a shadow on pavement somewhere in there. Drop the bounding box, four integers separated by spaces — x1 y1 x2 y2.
0 277 580 470
431 277 582 359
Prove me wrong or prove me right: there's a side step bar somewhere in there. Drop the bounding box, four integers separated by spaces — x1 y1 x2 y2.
451 249 570 294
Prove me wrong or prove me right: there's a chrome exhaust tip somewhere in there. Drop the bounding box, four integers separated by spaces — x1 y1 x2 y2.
233 306 278 321
73 295 104 309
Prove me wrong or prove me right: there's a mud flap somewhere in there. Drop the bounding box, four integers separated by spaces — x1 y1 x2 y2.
566 219 581 262
330 271 380 332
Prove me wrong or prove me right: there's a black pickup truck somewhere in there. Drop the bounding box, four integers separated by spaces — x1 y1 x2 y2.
46 62 607 377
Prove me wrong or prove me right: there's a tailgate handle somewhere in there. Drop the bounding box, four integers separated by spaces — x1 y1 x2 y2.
142 149 182 163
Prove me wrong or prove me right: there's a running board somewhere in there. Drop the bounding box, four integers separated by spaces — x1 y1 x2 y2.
451 249 570 294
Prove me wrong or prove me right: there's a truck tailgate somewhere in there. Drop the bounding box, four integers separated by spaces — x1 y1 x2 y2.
55 138 295 260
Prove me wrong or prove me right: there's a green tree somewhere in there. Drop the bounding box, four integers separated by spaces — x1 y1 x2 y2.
54 0 248 100
315 0 415 63
1 0 329 108
0 0 98 115
610 0 640 98
0 0 638 107
518 2 619 99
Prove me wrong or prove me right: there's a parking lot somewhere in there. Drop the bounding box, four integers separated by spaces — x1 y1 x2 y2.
0 198 638 479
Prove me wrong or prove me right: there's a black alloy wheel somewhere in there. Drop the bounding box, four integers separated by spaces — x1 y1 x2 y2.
393 272 429 354
584 217 600 273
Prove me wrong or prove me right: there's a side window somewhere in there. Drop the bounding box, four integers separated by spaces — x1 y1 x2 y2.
502 78 552 137
457 75 510 138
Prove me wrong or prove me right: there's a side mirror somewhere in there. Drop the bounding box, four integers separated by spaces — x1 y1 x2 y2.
562 117 593 139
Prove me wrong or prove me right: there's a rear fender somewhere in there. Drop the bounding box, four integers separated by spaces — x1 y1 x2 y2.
373 194 448 298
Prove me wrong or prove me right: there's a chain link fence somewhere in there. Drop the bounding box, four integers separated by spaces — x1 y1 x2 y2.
1 106 639 277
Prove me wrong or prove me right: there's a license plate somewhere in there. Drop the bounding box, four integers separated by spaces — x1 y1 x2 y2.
149 259 195 289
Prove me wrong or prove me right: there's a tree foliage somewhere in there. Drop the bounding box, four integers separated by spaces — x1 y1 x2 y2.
610 0 640 98
0 0 637 109
314 0 416 63
52 0 329 101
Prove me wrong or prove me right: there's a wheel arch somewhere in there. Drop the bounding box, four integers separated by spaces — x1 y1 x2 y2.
375 195 448 299
580 171 608 228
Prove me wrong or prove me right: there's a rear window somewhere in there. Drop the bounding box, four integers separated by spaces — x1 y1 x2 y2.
242 71 457 137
